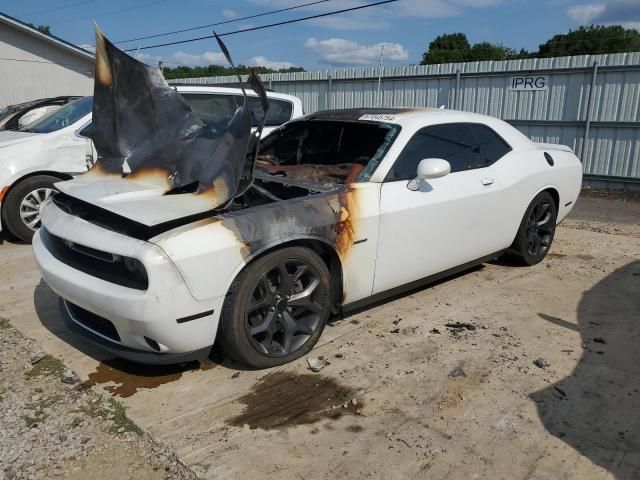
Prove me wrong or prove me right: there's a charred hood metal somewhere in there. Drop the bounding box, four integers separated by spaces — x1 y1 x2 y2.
88 27 268 209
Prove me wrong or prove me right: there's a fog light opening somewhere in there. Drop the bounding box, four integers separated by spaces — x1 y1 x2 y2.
144 336 161 351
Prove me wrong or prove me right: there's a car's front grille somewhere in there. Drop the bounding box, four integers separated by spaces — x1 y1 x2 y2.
66 301 121 342
41 228 149 290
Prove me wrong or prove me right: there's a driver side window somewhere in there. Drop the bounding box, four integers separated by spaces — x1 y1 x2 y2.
386 123 510 181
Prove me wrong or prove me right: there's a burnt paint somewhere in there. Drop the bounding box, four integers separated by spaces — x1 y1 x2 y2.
227 371 361 430
303 107 418 123
89 27 267 208
220 169 362 266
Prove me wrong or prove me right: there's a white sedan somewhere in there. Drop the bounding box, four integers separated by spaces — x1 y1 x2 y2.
33 107 582 368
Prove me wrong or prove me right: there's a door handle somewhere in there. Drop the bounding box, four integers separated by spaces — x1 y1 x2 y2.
481 177 495 186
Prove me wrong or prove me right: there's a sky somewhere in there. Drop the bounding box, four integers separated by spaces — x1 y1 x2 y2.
1 0 639 70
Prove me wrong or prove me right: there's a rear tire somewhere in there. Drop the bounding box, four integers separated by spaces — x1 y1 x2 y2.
219 247 332 369
508 191 558 266
2 175 59 243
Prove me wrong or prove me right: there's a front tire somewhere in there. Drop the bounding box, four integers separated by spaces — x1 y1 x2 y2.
2 175 58 243
509 191 558 266
219 247 332 369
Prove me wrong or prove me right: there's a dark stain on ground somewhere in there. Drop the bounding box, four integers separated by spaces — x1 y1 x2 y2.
228 371 361 430
346 424 364 432
350 320 360 325
85 358 218 398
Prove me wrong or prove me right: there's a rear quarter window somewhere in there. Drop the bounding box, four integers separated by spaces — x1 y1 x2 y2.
470 124 512 165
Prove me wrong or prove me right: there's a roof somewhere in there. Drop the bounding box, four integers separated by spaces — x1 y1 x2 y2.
294 107 534 150
302 107 516 126
0 11 95 61
305 108 423 122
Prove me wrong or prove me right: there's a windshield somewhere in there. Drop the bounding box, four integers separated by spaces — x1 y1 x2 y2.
257 120 401 184
20 96 92 134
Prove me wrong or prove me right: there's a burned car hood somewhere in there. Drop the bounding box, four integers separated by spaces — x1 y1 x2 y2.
57 26 268 226
54 174 219 226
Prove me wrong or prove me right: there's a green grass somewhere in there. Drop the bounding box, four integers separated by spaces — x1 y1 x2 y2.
0 317 10 330
80 398 142 436
107 398 143 435
25 355 65 380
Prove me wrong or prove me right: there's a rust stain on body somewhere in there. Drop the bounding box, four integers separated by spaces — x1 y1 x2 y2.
86 358 216 398
228 371 361 430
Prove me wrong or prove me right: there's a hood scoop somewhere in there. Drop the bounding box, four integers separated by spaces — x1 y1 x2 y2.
58 25 269 225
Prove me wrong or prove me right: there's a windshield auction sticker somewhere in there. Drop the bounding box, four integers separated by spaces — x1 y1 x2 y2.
359 113 399 122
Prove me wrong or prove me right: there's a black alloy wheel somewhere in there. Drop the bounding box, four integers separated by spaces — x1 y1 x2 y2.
246 258 326 357
219 247 331 368
525 197 555 258
509 191 558 266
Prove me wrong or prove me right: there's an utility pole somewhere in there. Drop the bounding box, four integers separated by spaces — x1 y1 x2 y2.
376 44 384 107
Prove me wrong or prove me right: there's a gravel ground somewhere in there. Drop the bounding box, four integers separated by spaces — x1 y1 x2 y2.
0 318 197 480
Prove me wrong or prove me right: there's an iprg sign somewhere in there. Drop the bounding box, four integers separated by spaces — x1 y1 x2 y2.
509 75 549 91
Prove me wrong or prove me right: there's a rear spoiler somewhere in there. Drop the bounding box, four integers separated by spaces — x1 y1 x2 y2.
533 142 574 153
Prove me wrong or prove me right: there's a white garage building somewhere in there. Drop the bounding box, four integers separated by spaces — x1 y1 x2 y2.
0 12 94 108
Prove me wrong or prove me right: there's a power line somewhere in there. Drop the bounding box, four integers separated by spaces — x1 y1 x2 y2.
114 0 336 45
49 0 170 26
18 0 100 18
124 0 401 52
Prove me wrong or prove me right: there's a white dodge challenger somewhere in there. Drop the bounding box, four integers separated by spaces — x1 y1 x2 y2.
32 30 583 368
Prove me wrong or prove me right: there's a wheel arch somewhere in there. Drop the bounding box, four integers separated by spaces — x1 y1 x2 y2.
1 171 73 224
541 186 559 212
231 238 344 312
2 170 72 200
505 185 560 250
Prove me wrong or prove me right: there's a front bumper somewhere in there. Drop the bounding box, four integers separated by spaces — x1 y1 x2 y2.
32 200 226 364
58 298 210 365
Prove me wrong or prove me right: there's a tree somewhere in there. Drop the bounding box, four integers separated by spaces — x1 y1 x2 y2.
27 23 51 35
421 33 470 64
420 33 531 64
468 42 510 61
163 64 304 80
420 25 640 66
538 25 640 57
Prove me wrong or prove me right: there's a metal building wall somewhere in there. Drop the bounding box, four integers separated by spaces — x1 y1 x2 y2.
0 21 94 108
172 52 640 181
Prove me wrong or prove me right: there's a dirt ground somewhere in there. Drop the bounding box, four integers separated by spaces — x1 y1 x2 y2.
1 191 639 480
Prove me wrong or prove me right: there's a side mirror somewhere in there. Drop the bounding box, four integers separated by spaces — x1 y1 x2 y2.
407 158 451 191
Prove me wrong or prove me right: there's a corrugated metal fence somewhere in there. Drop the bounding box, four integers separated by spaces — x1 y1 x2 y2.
171 53 640 182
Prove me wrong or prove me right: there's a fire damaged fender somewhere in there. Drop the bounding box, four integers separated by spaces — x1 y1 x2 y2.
151 180 381 305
